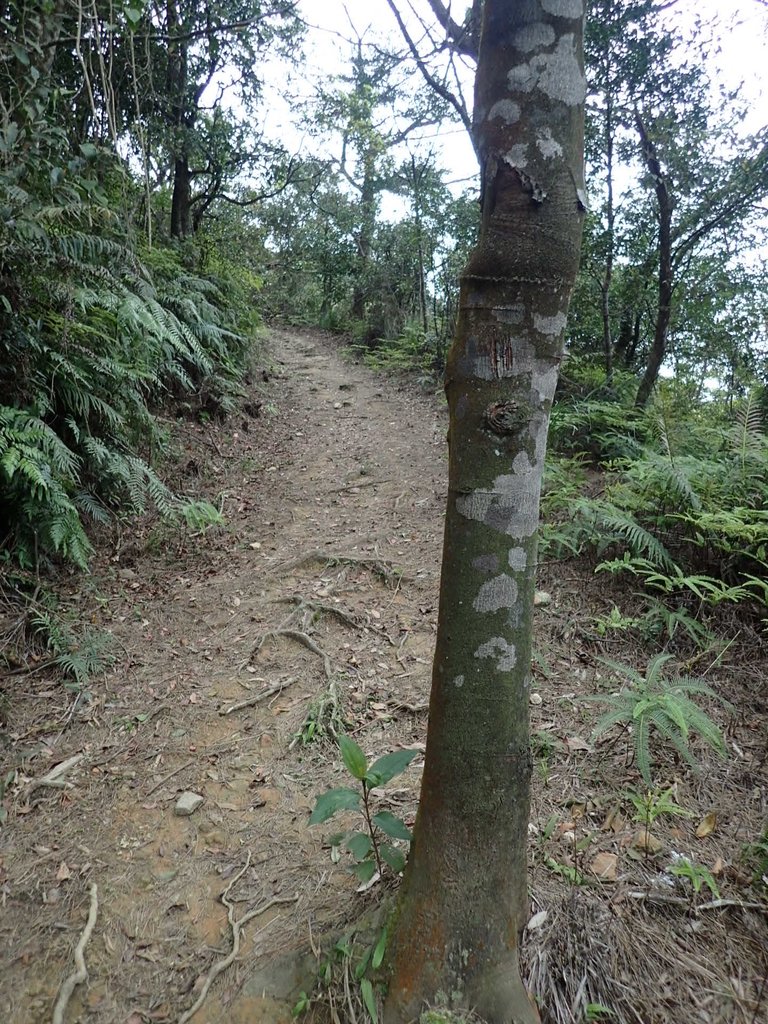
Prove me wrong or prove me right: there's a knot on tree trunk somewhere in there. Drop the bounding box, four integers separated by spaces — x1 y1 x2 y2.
485 400 522 436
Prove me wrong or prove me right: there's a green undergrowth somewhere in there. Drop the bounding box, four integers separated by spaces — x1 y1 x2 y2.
347 320 446 386
541 374 768 646
0 129 258 576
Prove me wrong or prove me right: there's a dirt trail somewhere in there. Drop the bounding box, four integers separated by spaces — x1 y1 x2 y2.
1 328 448 1024
2 328 767 1024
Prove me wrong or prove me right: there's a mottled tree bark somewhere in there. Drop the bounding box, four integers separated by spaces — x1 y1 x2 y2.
384 2 585 1022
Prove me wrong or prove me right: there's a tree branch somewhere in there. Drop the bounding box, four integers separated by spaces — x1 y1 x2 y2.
422 0 479 59
384 0 476 153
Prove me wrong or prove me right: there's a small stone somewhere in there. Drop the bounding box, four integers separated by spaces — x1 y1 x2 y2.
529 693 543 706
174 792 204 817
534 591 551 606
118 568 137 580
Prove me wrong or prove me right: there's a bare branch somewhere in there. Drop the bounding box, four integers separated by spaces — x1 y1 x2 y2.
384 0 477 155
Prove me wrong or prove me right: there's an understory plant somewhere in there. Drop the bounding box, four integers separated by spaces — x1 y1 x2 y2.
542 385 768 636
587 654 732 783
669 856 721 902
309 735 417 883
0 106 248 574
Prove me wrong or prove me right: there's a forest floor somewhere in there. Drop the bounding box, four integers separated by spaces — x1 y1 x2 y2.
1 327 766 1024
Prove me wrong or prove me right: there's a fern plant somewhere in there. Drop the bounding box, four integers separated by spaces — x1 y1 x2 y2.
586 654 732 783
31 609 114 689
0 120 248 572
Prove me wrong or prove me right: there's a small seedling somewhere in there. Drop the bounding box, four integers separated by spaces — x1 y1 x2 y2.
309 735 417 882
627 787 693 829
594 606 641 635
544 856 585 886
302 927 388 1023
670 856 720 901
291 991 310 1017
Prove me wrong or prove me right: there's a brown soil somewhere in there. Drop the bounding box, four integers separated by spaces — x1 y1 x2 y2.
1 327 766 1024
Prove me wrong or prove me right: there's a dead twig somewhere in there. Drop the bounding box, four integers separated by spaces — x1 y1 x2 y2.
219 676 299 715
144 759 196 798
177 852 299 1024
325 476 392 495
51 883 98 1024
626 890 768 913
22 753 84 800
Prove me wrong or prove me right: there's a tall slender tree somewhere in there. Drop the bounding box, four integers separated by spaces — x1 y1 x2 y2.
383 2 586 1022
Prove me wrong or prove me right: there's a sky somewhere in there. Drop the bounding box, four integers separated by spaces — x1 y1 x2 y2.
261 0 768 200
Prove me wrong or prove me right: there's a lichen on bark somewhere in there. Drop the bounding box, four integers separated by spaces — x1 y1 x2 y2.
384 2 585 1022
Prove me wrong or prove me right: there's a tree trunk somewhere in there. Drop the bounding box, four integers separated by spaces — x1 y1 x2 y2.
166 0 193 240
383 3 585 1023
634 113 673 408
171 154 193 239
352 157 377 323
600 91 615 385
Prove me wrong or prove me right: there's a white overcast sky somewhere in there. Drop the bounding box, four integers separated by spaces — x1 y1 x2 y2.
260 1 767 196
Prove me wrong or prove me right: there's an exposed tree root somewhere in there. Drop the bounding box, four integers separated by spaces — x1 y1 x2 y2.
177 852 299 1024
275 595 359 629
21 753 84 802
51 883 98 1024
275 549 406 584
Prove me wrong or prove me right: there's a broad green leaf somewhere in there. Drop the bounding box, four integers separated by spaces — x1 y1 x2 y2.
380 844 406 873
309 787 360 824
339 735 368 780
79 142 98 159
371 928 387 970
355 946 372 980
353 859 377 883
372 811 412 841
360 978 378 1023
346 832 373 860
366 748 418 787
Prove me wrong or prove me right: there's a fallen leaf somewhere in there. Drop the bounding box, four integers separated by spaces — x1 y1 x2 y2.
601 806 625 833
696 812 717 838
589 851 619 881
565 736 592 753
712 856 725 876
526 910 548 931
631 828 663 854
356 870 381 893
56 861 72 882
